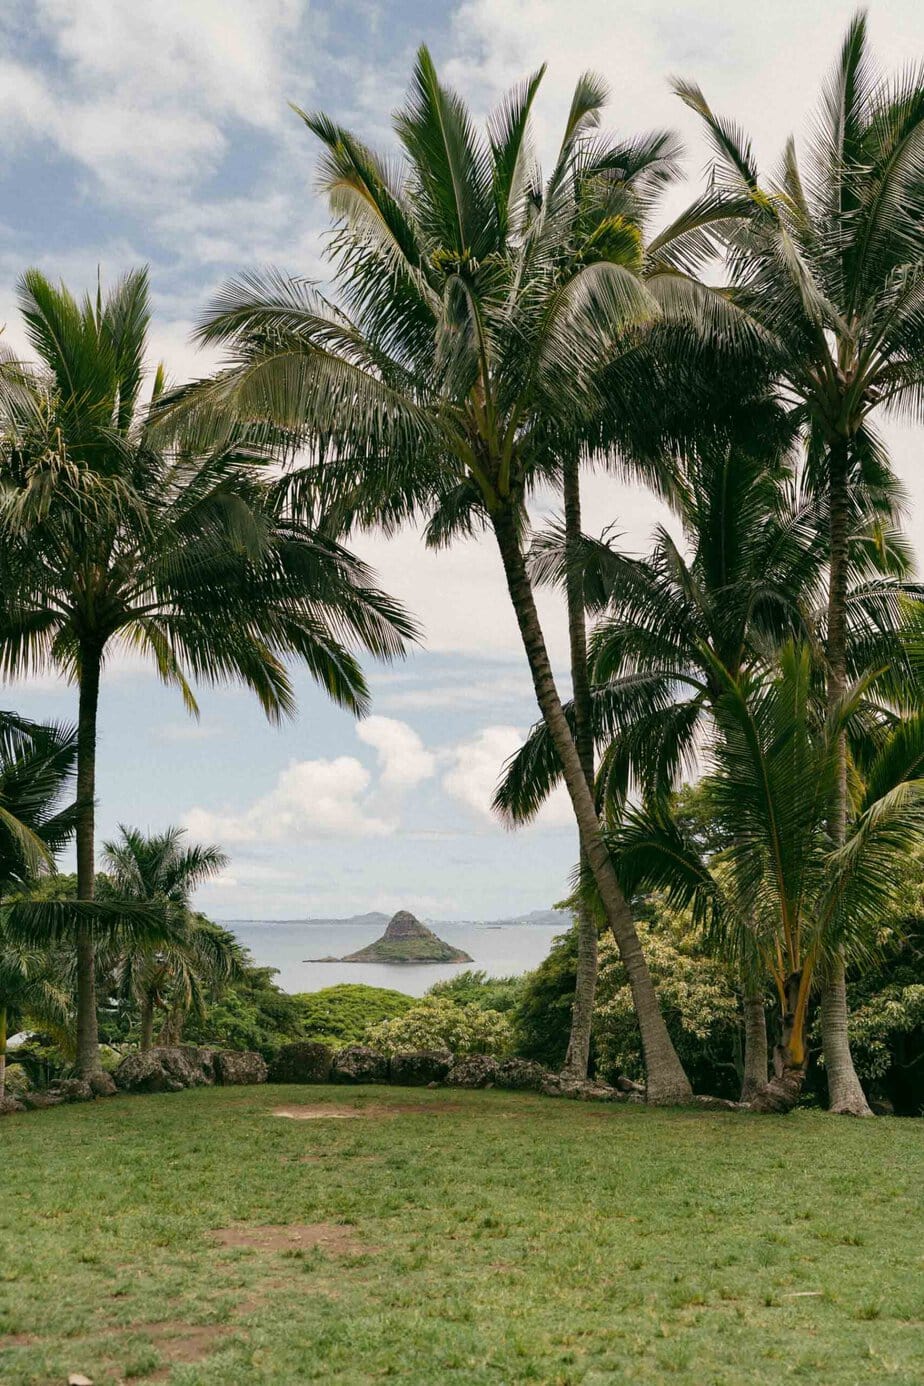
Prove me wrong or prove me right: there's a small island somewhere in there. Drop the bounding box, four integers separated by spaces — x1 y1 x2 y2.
310 909 474 965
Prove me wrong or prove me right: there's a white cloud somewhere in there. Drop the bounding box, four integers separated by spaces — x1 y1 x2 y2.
442 724 574 829
355 715 436 791
184 755 393 844
0 1 309 202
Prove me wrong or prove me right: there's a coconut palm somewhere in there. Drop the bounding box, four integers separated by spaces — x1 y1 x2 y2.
177 50 696 1101
0 269 417 1076
661 10 924 1111
0 712 77 1099
500 440 920 1094
612 642 924 1113
102 825 239 1050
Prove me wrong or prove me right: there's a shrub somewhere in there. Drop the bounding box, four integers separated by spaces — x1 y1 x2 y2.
293 984 414 1046
427 969 524 1013
364 996 514 1057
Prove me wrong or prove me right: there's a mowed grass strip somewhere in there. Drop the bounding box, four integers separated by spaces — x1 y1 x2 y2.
1 1086 921 1384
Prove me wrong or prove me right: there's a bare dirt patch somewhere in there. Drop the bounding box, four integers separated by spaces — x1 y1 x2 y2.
211 1221 365 1256
272 1101 463 1121
272 1104 364 1120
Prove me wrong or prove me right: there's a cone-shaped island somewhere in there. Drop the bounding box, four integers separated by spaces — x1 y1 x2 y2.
340 910 473 964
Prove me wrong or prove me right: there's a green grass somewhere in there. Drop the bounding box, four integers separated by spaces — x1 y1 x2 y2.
1 1087 922 1384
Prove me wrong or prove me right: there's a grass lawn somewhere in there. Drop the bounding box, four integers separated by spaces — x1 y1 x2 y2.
1 1086 922 1384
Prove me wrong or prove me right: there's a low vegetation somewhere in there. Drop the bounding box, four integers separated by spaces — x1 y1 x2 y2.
1 1086 921 1385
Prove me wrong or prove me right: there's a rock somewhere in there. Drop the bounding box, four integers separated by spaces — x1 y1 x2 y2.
615 1076 646 1094
20 1091 65 1109
68 1374 94 1385
542 1074 620 1102
50 1079 94 1104
0 1095 24 1116
446 1054 498 1088
114 1046 216 1094
330 1046 389 1084
494 1058 547 1092
268 1041 333 1084
389 1050 453 1086
88 1071 118 1098
216 1051 268 1086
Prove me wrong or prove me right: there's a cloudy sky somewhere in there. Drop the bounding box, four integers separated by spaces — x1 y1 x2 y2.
3 1 924 920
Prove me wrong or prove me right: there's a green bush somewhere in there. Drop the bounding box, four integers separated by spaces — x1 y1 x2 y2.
292 984 413 1046
364 996 514 1056
3 1063 30 1095
427 969 524 1013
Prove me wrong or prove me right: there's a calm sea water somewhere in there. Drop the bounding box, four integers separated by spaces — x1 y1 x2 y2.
225 920 564 997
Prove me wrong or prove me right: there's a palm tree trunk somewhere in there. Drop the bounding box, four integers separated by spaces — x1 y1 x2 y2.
750 972 805 1114
561 453 597 1081
0 1006 7 1100
740 986 768 1103
140 993 155 1052
75 643 102 1077
821 441 872 1116
492 507 692 1103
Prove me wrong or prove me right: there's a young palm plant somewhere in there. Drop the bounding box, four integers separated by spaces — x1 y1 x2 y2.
102 825 239 1050
612 642 924 1113
178 49 695 1101
0 269 416 1076
0 712 76 1099
662 9 924 1112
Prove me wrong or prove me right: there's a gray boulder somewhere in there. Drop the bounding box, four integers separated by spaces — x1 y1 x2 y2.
494 1058 547 1092
216 1050 267 1086
115 1046 215 1094
331 1045 389 1084
50 1079 94 1103
446 1054 498 1088
389 1050 453 1086
88 1071 118 1098
20 1091 65 1110
0 1095 24 1116
269 1041 333 1084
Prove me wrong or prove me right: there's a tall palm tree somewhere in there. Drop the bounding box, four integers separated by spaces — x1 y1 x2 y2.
663 9 924 1112
0 269 417 1076
178 50 695 1101
102 825 237 1050
500 442 918 1094
612 642 924 1113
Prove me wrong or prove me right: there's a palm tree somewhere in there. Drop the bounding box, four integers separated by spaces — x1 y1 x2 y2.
500 441 918 1094
612 642 924 1113
0 931 69 1100
0 269 417 1076
177 51 695 1101
663 9 924 1112
0 712 77 1098
102 825 238 1050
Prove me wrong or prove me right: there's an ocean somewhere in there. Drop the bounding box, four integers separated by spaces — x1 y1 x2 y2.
225 918 564 997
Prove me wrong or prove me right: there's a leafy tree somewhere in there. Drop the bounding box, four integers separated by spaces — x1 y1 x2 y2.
0 269 416 1075
180 51 696 1101
666 11 924 1112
